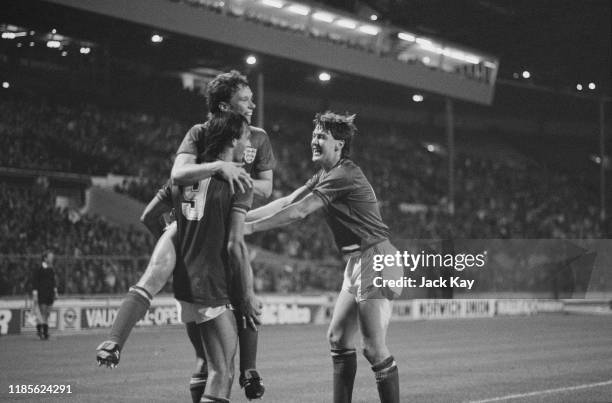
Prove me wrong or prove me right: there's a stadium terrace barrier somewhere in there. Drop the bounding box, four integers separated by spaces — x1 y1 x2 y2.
1 297 608 336
391 299 496 320
390 298 579 321
0 295 332 335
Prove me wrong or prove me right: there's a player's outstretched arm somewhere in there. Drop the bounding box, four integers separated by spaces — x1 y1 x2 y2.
245 191 324 235
171 153 252 194
246 185 310 222
227 210 261 330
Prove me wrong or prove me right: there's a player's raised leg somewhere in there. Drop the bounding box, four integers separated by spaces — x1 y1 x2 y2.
327 289 360 403
199 309 239 402
96 224 176 367
134 223 177 294
358 299 399 403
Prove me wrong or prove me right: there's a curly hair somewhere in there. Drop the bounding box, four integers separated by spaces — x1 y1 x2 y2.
206 70 250 114
313 111 358 158
202 111 249 161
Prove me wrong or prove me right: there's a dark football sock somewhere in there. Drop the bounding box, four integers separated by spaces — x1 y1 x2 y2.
189 372 207 403
109 286 151 348
42 324 49 338
36 324 42 336
372 356 399 403
238 324 259 374
331 348 357 403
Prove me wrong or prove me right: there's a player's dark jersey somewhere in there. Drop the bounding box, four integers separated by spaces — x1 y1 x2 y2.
168 176 253 306
305 158 389 252
177 123 276 175
32 262 56 304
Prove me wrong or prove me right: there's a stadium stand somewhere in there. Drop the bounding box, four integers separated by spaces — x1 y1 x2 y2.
0 85 608 297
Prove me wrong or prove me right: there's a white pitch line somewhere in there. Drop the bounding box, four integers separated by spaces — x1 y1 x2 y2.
467 379 612 403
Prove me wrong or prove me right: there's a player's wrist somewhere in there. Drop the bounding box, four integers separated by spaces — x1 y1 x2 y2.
239 292 256 305
209 160 223 174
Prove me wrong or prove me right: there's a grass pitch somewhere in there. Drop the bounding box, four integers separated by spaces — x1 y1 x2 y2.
1 314 611 402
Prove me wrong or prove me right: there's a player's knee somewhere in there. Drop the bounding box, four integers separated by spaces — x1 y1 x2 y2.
147 253 174 275
212 357 234 377
362 340 387 364
140 259 173 292
208 365 234 387
362 345 377 364
135 280 157 296
327 327 348 349
207 367 223 381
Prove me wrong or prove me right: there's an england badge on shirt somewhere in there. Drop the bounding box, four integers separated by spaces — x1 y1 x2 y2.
243 147 257 164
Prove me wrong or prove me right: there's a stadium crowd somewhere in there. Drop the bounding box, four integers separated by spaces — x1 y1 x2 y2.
0 183 152 296
0 91 607 296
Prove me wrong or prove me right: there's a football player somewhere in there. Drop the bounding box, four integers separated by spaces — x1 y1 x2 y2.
172 111 260 402
245 112 402 403
97 71 274 402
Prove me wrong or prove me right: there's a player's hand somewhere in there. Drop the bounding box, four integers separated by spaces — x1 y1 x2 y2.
218 161 253 194
240 294 262 331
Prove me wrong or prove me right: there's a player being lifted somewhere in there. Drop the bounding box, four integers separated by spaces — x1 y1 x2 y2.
244 112 402 403
96 71 274 402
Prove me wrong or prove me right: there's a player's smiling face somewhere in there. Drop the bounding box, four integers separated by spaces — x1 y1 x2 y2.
311 125 342 169
229 85 255 124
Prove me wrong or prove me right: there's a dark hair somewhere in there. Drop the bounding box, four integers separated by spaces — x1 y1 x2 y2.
206 70 250 114
313 111 358 158
202 111 248 161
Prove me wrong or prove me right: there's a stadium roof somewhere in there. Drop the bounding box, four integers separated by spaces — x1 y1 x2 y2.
331 0 611 94
1 0 609 107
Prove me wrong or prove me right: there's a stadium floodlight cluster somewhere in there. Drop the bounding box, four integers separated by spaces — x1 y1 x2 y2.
1 23 95 57
577 83 597 91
